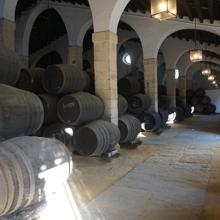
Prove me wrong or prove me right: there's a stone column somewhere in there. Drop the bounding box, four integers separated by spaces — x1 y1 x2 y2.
187 79 193 90
68 45 83 70
143 58 158 112
92 31 118 125
0 19 15 50
179 74 186 105
166 68 176 107
19 55 29 68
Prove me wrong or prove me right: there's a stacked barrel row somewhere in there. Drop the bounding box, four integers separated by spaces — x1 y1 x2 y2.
17 64 120 156
158 85 194 123
158 85 175 125
118 76 163 133
186 88 216 114
0 46 73 217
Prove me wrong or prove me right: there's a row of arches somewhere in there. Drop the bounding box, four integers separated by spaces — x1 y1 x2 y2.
1 0 220 121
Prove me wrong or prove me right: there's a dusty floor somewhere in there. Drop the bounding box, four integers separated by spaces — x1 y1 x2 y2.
6 114 220 220
67 114 220 220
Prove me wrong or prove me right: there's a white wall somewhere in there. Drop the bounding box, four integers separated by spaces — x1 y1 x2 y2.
206 90 220 113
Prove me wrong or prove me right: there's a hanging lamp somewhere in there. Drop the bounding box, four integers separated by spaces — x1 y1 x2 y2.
151 0 177 21
190 19 203 62
208 75 215 81
201 66 211 76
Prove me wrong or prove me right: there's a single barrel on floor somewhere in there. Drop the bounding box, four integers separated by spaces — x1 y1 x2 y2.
175 106 185 122
57 92 104 126
118 114 141 143
0 46 21 85
42 64 88 94
0 84 44 139
73 120 120 156
0 136 72 216
140 111 161 132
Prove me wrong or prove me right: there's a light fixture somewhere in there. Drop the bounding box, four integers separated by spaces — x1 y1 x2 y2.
151 0 177 21
122 53 132 65
190 19 203 62
212 81 216 85
201 67 211 76
208 75 215 81
175 69 179 79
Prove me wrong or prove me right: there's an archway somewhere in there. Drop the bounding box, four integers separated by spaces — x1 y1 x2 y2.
28 8 68 67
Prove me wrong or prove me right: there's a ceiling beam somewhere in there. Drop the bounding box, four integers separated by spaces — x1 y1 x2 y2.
208 0 214 23
193 0 203 22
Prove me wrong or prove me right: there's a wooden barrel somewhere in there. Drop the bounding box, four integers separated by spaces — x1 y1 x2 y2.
42 64 88 94
0 136 72 216
128 94 151 114
0 46 20 85
118 114 141 143
0 84 44 139
140 111 161 132
73 120 120 156
42 123 75 152
195 105 205 114
118 95 128 116
118 76 141 96
39 94 57 124
204 104 216 114
57 92 104 126
201 96 211 105
176 106 185 122
195 88 205 97
180 104 193 117
159 109 169 125
159 95 170 110
16 68 45 93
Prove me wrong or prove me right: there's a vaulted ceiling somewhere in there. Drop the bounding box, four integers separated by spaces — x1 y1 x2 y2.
16 0 220 54
16 0 220 24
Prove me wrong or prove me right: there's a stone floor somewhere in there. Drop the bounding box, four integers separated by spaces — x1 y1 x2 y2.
5 114 220 220
67 114 220 220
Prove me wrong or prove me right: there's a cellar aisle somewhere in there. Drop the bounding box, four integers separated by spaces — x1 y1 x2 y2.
68 114 220 220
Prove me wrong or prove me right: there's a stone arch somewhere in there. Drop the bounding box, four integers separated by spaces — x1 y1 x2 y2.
187 60 220 80
16 3 69 57
88 0 130 33
77 19 93 46
161 27 220 68
176 50 220 77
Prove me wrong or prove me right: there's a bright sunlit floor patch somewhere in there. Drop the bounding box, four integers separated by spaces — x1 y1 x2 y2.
40 182 83 220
